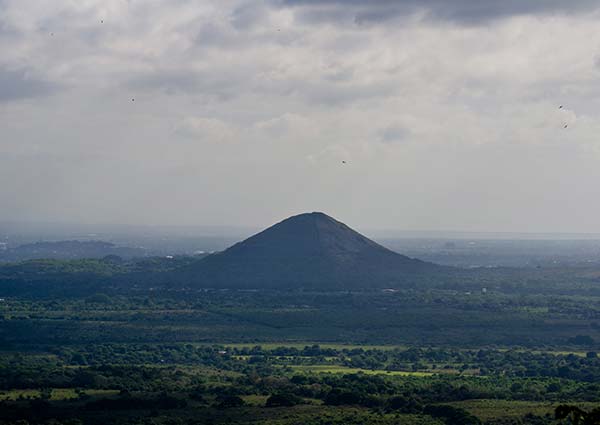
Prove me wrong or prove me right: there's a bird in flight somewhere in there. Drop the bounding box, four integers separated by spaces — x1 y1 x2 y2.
131 98 135 102
564 124 568 129
341 161 346 164
559 105 563 109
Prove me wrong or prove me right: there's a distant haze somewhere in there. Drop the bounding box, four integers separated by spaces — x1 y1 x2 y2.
3 1 600 233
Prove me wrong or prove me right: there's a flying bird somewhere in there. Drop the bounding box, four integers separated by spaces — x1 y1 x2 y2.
564 124 568 129
559 105 563 109
341 161 346 164
101 20 104 24
131 98 135 102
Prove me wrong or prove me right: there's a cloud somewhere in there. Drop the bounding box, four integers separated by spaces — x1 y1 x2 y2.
306 144 350 165
2 0 600 231
379 126 411 144
230 2 270 30
275 0 600 25
174 117 237 143
254 113 310 135
0 68 58 101
126 66 253 100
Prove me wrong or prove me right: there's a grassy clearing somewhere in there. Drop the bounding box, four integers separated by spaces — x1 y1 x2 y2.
169 364 244 378
241 395 269 406
0 389 40 401
214 343 589 358
546 350 588 357
218 342 408 351
0 389 118 401
287 364 433 376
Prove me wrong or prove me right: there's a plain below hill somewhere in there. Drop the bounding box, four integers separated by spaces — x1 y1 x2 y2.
173 212 448 290
0 240 147 262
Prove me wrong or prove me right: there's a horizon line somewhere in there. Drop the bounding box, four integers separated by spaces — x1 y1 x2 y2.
2 219 600 240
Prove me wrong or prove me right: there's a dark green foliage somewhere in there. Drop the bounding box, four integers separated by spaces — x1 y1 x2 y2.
568 335 596 346
265 392 303 407
424 405 481 424
556 405 600 424
386 394 423 413
215 395 245 408
324 389 367 406
85 393 186 410
85 293 112 304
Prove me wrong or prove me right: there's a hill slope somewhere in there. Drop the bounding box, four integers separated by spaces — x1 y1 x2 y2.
176 212 444 289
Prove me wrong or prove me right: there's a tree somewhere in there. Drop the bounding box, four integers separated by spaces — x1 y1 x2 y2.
39 388 53 400
424 405 481 425
215 395 245 409
556 405 600 425
266 393 302 407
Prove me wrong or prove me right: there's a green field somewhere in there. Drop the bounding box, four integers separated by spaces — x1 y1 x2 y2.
220 342 409 351
288 364 434 376
0 388 119 401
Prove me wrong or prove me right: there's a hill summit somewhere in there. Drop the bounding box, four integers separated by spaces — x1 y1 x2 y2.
178 212 442 289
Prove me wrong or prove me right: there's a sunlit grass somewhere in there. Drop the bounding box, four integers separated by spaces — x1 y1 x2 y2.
287 364 433 376
241 395 269 406
0 389 119 401
219 342 408 351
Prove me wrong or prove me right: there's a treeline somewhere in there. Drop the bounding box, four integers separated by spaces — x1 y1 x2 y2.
0 370 563 425
3 255 600 298
2 292 600 348
3 346 600 403
16 343 600 384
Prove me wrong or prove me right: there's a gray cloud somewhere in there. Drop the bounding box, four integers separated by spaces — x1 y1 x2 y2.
230 2 270 30
2 0 600 232
300 79 397 106
379 126 410 144
0 68 58 101
126 67 252 101
276 0 600 25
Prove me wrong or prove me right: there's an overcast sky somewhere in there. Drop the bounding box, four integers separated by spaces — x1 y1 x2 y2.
2 0 600 233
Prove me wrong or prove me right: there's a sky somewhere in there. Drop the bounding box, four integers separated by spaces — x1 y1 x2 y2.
2 0 600 233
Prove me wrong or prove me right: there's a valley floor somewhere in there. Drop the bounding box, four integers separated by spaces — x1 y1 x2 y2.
1 287 600 424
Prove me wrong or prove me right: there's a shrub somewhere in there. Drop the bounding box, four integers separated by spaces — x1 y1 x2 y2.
266 393 303 407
